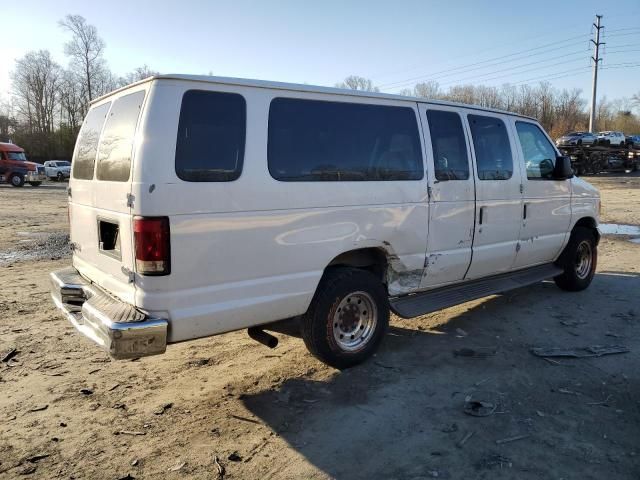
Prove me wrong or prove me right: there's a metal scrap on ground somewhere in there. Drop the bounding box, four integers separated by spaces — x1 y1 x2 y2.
530 345 629 358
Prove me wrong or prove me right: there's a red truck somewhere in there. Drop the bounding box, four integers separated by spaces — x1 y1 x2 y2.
0 142 47 187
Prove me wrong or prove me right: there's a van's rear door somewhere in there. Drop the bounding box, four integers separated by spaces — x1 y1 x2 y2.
69 87 148 304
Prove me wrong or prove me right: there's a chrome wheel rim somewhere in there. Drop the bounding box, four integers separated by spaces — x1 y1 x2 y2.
11 175 21 186
332 291 377 352
575 241 593 280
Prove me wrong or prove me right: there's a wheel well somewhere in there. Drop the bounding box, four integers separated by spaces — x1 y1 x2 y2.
327 248 388 282
574 217 600 244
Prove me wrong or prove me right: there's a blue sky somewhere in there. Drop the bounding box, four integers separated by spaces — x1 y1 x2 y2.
2 0 639 103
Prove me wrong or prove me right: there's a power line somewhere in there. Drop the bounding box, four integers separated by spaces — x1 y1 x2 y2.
377 34 591 88
369 26 592 81
510 61 639 87
433 52 590 87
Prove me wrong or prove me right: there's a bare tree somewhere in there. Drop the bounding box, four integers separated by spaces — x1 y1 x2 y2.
0 97 17 142
10 50 62 157
59 14 106 102
118 65 160 87
413 81 441 99
11 50 61 135
335 76 379 92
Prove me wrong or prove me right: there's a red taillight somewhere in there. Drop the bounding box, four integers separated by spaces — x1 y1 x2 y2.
133 217 170 275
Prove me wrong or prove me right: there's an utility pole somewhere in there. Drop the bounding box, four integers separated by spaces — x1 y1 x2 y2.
589 15 604 133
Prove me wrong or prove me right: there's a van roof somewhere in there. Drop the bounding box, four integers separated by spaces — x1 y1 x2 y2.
91 74 537 121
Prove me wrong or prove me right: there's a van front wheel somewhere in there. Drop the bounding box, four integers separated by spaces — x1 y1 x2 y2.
554 227 597 291
301 267 389 369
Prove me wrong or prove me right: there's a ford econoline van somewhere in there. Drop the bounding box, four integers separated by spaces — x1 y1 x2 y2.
50 75 600 369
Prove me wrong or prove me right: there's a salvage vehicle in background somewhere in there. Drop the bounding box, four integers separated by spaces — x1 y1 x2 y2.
596 131 626 146
44 160 72 181
0 142 46 187
625 135 640 149
555 131 596 147
50 75 600 369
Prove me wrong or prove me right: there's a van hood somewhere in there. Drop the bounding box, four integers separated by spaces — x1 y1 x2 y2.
572 176 599 199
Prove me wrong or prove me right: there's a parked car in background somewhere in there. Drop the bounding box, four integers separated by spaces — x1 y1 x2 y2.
0 142 46 187
596 131 626 146
44 160 72 181
555 131 596 146
50 75 600 369
625 135 640 149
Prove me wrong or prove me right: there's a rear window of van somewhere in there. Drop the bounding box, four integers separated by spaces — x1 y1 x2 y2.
175 90 246 182
72 102 111 180
96 91 145 182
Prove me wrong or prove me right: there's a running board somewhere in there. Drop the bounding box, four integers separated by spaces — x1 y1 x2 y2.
390 264 563 319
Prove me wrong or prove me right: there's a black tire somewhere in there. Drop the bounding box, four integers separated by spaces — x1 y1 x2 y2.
301 267 389 369
9 173 25 187
554 227 597 292
29 182 42 187
57 172 64 181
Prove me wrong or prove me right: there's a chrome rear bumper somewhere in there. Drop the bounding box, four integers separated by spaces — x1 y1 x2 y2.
50 267 167 359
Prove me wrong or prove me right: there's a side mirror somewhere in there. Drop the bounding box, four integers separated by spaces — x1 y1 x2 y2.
553 155 574 180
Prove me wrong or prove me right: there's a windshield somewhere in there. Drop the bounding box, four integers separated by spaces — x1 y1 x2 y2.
6 151 27 161
57 161 71 167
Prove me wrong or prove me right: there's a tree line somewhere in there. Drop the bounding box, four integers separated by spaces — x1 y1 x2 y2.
337 75 640 140
2 17 639 163
0 15 157 161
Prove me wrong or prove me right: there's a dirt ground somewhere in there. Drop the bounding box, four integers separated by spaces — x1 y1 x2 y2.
1 175 639 480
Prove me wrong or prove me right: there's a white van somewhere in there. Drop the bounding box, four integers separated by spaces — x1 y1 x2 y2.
50 75 600 369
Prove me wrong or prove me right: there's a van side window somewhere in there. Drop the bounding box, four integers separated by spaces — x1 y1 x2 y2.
268 98 423 181
175 90 246 182
515 122 557 179
468 115 513 180
426 110 469 181
96 91 145 182
72 102 111 180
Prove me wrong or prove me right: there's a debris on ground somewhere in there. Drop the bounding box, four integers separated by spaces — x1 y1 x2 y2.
26 453 50 463
456 431 475 448
117 431 146 436
554 388 581 396
168 461 186 471
453 347 497 358
464 395 498 417
29 405 48 412
495 434 530 445
1 347 18 363
530 345 629 358
154 402 173 415
441 423 458 433
455 328 468 337
475 453 513 470
227 451 242 462
213 455 225 480
79 388 93 395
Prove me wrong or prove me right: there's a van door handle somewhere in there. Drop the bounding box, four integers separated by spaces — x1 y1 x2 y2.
523 204 528 220
479 206 485 225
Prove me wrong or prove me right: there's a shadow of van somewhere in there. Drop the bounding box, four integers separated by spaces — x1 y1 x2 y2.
240 272 640 479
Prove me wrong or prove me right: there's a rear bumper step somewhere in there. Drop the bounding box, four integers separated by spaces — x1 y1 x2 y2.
50 267 167 359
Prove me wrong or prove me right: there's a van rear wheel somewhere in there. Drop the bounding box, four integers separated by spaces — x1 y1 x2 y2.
301 267 389 369
554 227 597 291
